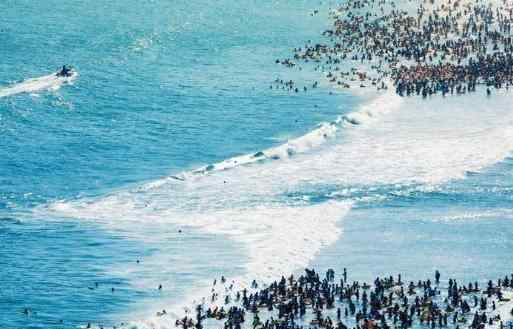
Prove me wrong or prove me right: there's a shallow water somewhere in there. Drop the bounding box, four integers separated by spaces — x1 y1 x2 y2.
2 0 513 329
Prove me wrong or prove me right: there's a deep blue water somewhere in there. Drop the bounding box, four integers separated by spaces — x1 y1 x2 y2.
2 1 513 329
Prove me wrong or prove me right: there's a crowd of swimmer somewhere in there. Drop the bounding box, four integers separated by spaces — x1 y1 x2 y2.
173 269 513 329
274 0 513 97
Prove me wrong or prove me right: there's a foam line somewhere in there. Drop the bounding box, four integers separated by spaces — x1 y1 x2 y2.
141 90 402 188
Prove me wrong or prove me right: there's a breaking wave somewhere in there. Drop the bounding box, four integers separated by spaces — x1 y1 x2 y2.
40 87 513 328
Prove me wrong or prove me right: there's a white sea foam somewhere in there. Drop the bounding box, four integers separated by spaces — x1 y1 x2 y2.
0 71 77 98
49 199 352 282
422 208 513 223
488 289 513 329
144 90 402 186
43 87 513 328
50 199 352 329
139 202 351 329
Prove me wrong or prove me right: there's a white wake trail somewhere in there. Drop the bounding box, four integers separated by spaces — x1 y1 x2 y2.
0 71 78 98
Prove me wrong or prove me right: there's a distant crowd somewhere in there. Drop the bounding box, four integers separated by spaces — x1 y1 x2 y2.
274 0 513 97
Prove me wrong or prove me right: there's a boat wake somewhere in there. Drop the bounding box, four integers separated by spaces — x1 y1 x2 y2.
0 71 78 98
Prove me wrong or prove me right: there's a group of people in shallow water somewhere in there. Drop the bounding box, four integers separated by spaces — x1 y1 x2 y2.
170 268 513 329
38 267 513 329
274 0 513 98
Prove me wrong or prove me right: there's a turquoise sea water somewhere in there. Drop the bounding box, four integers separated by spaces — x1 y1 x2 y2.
2 1 513 329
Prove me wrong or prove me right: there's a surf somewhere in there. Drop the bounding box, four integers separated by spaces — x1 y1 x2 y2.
139 90 402 187
39 83 513 329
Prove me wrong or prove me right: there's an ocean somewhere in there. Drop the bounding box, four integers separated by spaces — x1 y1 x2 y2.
1 0 513 328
